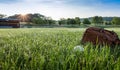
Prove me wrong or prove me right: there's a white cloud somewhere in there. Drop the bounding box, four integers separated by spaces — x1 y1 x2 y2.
0 0 120 20
0 2 92 19
22 0 68 4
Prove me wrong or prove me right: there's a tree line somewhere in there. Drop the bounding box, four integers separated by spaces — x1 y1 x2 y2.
59 16 120 25
0 13 120 25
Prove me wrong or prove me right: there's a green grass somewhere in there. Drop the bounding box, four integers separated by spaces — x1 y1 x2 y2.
0 28 120 70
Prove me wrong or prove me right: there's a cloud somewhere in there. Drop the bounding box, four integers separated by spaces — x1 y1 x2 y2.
0 0 20 4
22 0 69 4
0 0 120 20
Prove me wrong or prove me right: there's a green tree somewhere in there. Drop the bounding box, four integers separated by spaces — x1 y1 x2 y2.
58 18 67 25
83 18 91 24
111 17 120 25
8 13 45 22
67 18 71 25
70 18 76 25
103 21 112 25
47 20 55 25
92 16 103 24
32 17 46 24
45 17 56 25
75 17 81 25
0 14 6 18
67 18 76 25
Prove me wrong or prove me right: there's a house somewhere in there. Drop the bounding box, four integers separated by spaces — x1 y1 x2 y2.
0 18 20 28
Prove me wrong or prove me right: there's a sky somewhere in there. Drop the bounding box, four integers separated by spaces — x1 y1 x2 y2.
0 0 120 20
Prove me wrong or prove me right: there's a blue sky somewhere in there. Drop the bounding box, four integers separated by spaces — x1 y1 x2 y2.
0 0 120 20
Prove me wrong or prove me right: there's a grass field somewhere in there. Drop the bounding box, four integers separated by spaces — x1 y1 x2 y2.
0 28 120 70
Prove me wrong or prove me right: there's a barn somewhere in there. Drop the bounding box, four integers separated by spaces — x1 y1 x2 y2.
0 18 20 28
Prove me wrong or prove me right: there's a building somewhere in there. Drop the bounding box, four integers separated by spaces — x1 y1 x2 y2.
0 18 20 28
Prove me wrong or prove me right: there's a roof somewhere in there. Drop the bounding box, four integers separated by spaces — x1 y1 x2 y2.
0 18 19 22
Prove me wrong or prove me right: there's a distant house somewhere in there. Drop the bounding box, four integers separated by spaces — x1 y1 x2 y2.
0 18 20 28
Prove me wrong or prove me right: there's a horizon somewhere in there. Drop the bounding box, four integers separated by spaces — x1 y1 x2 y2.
0 0 120 20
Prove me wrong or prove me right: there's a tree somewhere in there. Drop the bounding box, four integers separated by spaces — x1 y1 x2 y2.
75 17 81 25
45 17 55 25
32 17 46 24
111 17 120 25
8 13 45 22
58 18 67 25
67 18 71 25
0 14 6 18
67 18 76 25
70 18 76 25
103 21 112 25
83 18 91 24
92 16 103 24
27 13 45 22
